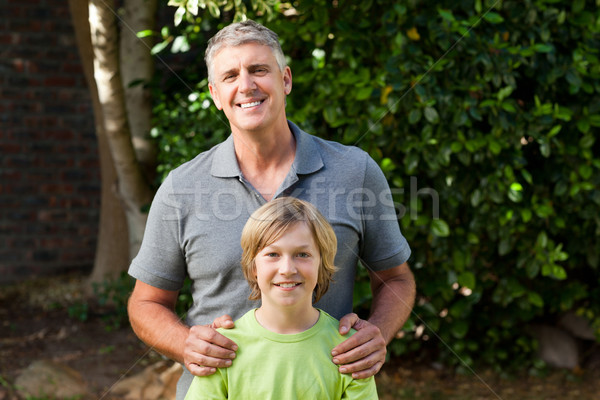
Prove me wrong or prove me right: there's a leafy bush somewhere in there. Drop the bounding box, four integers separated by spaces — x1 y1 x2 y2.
151 0 600 370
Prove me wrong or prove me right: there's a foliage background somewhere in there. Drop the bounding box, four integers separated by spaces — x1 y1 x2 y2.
149 0 600 371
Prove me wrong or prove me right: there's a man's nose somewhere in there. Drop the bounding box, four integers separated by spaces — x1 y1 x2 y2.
238 70 256 93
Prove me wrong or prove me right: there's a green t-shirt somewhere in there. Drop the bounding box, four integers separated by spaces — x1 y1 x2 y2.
184 309 378 400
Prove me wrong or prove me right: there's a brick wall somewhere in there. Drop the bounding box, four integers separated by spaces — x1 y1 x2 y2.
0 0 100 283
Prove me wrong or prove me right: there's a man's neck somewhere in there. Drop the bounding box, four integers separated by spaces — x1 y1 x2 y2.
255 304 320 335
232 121 296 201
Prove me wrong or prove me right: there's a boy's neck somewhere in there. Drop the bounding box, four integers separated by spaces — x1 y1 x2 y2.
255 305 320 334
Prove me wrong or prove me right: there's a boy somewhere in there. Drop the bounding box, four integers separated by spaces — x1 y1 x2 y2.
184 197 378 399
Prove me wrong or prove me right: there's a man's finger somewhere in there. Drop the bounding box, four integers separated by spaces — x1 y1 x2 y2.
337 313 359 336
210 314 235 330
189 325 238 352
331 324 373 358
348 361 384 379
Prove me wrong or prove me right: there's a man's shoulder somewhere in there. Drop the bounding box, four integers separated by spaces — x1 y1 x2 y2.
302 130 367 158
168 142 224 178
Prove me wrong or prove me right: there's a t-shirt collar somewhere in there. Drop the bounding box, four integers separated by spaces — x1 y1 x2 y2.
210 120 324 178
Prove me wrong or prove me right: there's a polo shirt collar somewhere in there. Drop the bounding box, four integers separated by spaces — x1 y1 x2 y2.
210 121 324 178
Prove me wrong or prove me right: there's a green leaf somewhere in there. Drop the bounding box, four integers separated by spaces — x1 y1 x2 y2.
451 320 469 339
207 1 221 18
470 189 482 207
484 12 504 24
528 292 544 308
136 30 154 38
431 219 450 237
173 6 185 26
408 108 421 124
458 271 476 289
499 238 512 256
533 43 553 53
551 265 567 280
438 9 455 22
521 169 532 185
151 40 171 55
579 164 593 180
521 209 532 223
424 107 440 124
186 0 199 15
355 86 373 100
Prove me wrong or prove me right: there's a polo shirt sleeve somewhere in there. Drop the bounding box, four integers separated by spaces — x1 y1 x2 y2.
359 156 411 270
128 173 188 291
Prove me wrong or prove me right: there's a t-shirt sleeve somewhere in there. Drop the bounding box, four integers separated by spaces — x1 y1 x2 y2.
359 155 411 270
128 173 188 291
184 373 228 400
342 375 379 399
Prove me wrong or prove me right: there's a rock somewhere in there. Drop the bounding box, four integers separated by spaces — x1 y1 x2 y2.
531 325 579 369
14 360 88 399
110 361 182 400
558 311 596 341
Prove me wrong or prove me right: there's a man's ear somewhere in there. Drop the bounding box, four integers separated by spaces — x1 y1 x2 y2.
283 66 292 95
208 83 223 110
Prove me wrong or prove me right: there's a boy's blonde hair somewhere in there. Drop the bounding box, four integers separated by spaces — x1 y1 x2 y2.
240 197 337 303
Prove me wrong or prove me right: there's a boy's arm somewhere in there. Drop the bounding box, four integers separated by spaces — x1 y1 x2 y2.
332 262 416 378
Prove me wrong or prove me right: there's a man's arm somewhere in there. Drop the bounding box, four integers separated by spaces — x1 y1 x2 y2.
332 262 416 378
128 280 238 376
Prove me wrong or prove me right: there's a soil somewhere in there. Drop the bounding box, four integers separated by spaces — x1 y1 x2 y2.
1 273 599 400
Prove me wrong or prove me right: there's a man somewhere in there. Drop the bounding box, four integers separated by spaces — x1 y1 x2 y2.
127 20 415 400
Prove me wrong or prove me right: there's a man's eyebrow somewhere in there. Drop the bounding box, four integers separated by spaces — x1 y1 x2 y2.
249 63 271 70
220 68 239 78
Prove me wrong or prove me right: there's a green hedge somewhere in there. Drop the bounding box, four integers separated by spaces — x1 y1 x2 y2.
151 0 600 370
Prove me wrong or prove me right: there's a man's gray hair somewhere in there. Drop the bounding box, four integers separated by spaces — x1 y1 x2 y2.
205 20 287 85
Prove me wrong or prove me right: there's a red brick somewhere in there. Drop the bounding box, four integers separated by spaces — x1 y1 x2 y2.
44 77 76 87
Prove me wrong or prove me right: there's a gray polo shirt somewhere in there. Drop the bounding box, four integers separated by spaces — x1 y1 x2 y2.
130 121 411 324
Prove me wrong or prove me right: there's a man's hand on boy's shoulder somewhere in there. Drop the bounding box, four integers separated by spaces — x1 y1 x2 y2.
331 314 387 379
184 315 238 377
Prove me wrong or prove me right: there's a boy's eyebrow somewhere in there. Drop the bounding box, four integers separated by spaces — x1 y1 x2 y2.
264 243 314 250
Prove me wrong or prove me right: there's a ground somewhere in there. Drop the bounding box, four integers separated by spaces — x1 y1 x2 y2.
1 273 599 400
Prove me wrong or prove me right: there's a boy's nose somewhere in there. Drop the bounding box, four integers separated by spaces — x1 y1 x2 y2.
278 257 297 275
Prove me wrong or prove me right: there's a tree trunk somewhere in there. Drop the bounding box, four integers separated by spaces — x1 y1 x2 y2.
120 0 158 184
88 0 154 276
68 0 130 286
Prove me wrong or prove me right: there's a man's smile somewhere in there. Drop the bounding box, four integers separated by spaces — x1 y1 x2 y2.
238 100 264 109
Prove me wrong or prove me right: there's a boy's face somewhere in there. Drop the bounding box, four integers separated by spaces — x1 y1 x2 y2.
254 222 320 311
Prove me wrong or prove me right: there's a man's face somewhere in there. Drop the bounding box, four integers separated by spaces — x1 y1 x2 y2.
208 43 292 134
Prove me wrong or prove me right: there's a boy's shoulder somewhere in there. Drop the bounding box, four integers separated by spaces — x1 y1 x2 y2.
317 309 357 341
